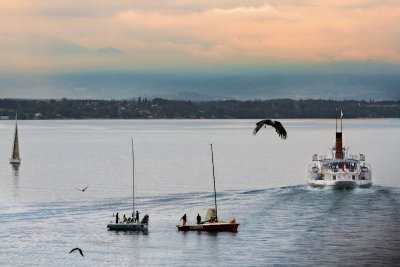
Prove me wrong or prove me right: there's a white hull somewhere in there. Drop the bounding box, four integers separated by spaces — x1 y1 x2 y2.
10 158 21 165
307 179 372 189
107 222 148 231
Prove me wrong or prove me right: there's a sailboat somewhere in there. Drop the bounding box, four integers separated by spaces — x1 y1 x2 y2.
107 139 149 231
177 144 239 232
10 113 21 165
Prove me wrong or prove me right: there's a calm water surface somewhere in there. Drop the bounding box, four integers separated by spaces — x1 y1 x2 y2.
0 119 399 266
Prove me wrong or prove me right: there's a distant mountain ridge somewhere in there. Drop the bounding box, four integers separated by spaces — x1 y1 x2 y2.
96 47 125 55
1 72 399 101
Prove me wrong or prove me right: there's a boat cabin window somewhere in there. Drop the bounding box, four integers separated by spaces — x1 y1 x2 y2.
321 162 359 173
322 163 340 172
360 176 365 180
321 164 330 172
352 175 355 180
332 175 336 180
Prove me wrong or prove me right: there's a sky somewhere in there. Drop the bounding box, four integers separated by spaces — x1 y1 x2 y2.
1 0 400 99
1 0 400 73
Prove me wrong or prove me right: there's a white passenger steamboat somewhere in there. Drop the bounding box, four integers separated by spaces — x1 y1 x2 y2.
307 111 372 189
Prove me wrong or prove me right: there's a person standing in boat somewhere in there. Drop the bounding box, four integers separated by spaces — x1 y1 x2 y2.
197 213 202 224
116 212 119 224
135 210 139 223
181 214 187 226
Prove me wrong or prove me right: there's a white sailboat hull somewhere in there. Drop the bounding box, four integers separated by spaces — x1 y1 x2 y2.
10 158 21 165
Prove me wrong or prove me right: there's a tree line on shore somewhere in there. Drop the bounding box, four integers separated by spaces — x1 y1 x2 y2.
0 98 399 119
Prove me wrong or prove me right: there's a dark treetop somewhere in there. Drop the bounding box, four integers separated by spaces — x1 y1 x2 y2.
1 98 399 119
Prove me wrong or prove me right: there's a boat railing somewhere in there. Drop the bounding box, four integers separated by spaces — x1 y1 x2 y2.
312 154 328 161
349 154 366 161
361 163 372 173
321 167 359 173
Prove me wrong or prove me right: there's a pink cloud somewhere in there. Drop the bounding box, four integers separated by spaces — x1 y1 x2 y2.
1 0 400 72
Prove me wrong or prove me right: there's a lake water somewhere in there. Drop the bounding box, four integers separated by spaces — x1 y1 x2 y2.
0 119 399 266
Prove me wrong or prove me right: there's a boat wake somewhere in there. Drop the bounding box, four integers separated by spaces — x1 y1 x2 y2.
1 185 400 265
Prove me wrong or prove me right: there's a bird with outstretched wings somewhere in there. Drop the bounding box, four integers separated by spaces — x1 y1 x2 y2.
253 119 287 140
76 186 89 192
70 247 84 257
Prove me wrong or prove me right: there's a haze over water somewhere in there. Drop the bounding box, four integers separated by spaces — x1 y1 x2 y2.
0 119 399 265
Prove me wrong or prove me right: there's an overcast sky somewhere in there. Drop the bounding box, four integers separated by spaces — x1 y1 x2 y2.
1 0 400 74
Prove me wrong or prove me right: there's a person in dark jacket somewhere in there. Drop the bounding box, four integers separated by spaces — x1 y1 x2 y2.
135 210 139 223
197 213 201 224
116 212 119 224
181 213 187 226
141 214 149 224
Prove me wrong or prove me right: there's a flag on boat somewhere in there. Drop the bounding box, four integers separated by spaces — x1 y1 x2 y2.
342 160 348 174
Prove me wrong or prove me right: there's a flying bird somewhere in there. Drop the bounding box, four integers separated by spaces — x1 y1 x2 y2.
253 119 287 139
76 186 89 192
69 247 84 257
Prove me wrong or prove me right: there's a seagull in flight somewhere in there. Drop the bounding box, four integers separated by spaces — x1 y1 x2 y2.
253 119 287 139
76 186 89 192
69 247 84 257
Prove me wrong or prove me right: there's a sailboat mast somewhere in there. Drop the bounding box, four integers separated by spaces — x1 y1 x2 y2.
210 144 218 222
131 138 135 214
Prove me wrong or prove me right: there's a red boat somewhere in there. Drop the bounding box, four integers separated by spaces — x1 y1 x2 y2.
177 144 239 233
177 221 239 232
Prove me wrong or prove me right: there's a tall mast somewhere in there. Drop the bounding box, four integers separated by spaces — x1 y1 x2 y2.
335 108 338 132
340 109 343 132
210 144 218 222
131 138 135 214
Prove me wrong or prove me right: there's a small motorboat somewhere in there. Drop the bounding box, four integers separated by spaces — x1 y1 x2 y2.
177 144 239 232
